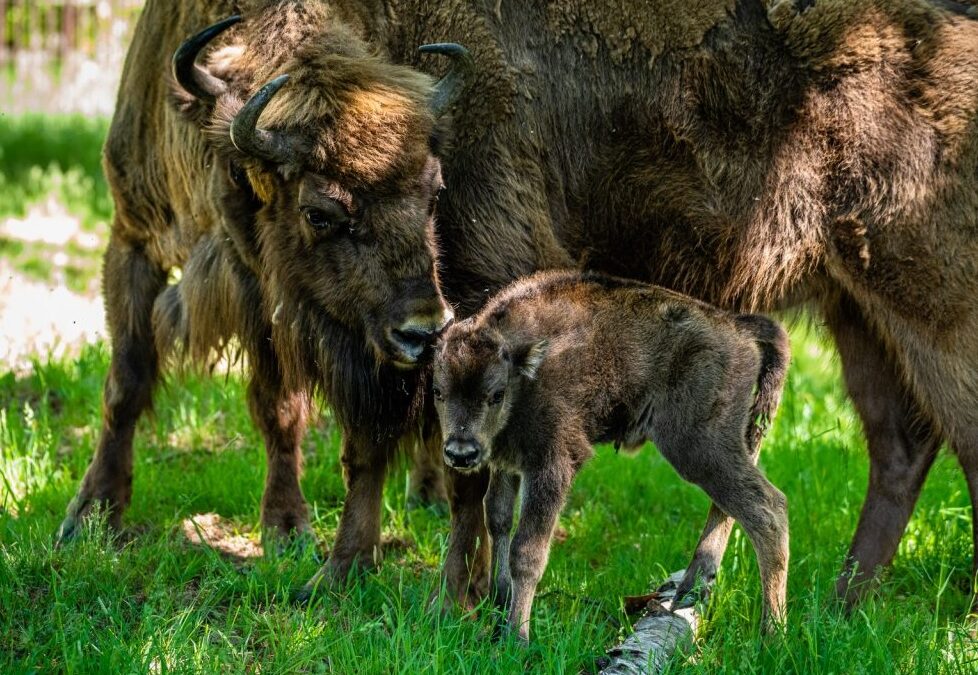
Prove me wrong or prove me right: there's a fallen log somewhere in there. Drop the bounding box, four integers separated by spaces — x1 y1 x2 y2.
599 569 708 674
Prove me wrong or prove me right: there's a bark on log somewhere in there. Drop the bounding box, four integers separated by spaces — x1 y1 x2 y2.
599 569 707 674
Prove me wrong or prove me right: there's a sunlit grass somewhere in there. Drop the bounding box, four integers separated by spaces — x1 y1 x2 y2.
0 329 974 673
0 114 110 292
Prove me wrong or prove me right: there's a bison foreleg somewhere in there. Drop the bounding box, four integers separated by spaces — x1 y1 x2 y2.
827 295 941 606
58 235 166 542
506 463 572 643
247 355 313 552
297 433 390 600
954 444 978 613
486 469 520 611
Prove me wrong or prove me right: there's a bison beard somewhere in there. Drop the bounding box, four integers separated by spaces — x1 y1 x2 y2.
60 0 978 621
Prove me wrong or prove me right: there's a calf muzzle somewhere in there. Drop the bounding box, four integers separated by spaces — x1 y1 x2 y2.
443 437 483 470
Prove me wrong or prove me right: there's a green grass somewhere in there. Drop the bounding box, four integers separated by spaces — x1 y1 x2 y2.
0 113 110 293
1 332 976 673
2 115 977 673
0 113 111 228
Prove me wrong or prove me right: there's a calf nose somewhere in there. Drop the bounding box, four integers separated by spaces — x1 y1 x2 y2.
443 438 482 470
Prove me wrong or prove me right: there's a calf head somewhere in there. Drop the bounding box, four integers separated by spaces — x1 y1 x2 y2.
172 10 471 368
433 320 549 470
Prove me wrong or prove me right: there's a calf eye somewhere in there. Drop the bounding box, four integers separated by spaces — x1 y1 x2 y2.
488 390 505 406
432 386 444 401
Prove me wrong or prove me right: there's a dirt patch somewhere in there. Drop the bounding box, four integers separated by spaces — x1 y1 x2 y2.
181 512 264 562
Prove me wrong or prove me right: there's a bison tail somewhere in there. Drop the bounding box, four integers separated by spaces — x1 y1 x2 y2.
735 314 791 453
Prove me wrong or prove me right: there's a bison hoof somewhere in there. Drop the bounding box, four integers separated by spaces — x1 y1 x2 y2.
294 553 376 604
261 522 318 560
55 495 118 546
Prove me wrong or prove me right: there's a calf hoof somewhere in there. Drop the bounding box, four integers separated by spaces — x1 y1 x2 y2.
761 611 788 638
674 564 717 608
502 621 530 646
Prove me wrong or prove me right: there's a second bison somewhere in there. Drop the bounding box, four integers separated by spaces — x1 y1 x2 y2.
433 270 791 640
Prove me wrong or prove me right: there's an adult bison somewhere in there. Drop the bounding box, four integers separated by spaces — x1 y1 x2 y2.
57 0 464 577
63 0 978 610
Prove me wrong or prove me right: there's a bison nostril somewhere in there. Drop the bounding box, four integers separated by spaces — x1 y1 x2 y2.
392 327 435 349
387 326 436 363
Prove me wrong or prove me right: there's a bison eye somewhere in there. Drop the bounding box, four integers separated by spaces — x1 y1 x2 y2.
302 200 351 234
432 386 444 401
488 390 505 406
303 207 334 231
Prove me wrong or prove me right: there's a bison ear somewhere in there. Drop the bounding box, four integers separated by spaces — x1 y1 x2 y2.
511 340 550 380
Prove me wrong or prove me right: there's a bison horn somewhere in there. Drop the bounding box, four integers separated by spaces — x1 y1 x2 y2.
230 74 296 164
172 15 241 102
418 43 474 118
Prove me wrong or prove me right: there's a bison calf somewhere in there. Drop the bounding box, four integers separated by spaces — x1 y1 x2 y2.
432 270 791 641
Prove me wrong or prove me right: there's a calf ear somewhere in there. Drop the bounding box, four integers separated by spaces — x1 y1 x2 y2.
513 340 550 380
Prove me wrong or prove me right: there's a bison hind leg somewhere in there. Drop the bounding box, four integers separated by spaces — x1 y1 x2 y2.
58 234 167 543
675 503 733 606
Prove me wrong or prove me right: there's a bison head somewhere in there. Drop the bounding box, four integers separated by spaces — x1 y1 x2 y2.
173 14 472 368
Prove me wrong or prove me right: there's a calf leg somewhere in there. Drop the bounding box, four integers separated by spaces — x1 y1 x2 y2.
661 434 789 628
827 296 941 605
58 235 166 541
441 467 491 610
486 470 520 609
677 417 770 604
506 465 572 642
246 351 312 548
675 503 735 604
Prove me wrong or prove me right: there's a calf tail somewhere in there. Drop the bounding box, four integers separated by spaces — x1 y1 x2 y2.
735 314 791 453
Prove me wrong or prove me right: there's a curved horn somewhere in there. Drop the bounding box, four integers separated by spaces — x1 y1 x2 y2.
230 74 295 164
172 15 241 102
417 43 474 117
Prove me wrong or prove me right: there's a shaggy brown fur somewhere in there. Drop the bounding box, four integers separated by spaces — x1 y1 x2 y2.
64 0 978 614
415 0 978 611
433 271 791 640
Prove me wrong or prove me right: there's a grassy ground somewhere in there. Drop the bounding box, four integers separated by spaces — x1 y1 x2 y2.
1 115 977 674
